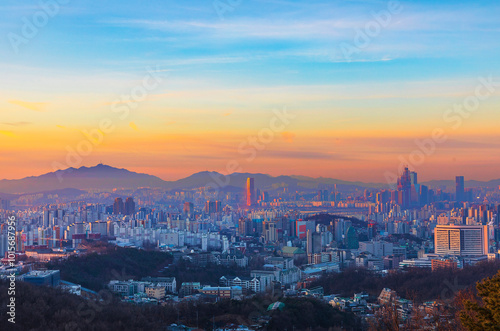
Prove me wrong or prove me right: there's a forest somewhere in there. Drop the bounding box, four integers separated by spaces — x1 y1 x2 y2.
311 261 500 302
0 281 360 330
46 241 252 291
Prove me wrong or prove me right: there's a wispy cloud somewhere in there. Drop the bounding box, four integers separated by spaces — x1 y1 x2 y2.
0 130 16 137
1 121 31 127
129 122 139 131
8 100 48 112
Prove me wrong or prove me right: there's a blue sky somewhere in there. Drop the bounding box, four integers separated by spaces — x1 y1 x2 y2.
2 0 500 81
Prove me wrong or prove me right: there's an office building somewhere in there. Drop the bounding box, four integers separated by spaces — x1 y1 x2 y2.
113 198 124 215
23 270 61 287
456 176 465 202
205 201 216 214
434 225 489 256
246 177 255 206
125 197 135 216
397 167 412 209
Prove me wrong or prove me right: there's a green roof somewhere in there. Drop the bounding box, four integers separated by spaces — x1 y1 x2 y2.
267 302 285 311
282 246 306 254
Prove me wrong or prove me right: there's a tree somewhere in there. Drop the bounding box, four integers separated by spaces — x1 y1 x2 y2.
460 270 500 330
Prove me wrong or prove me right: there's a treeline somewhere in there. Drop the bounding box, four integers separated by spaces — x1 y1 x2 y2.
0 281 173 331
306 213 366 227
47 242 251 291
0 281 359 331
266 297 360 330
312 261 500 302
46 244 173 291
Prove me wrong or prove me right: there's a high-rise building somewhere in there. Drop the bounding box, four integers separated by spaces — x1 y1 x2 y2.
317 190 329 201
434 225 489 256
0 199 10 210
306 230 322 256
183 202 194 217
334 219 351 243
43 209 50 228
410 171 418 185
238 218 253 236
205 201 216 214
456 176 465 202
113 198 124 215
246 177 255 206
397 167 412 209
125 197 135 216
367 223 376 240
419 185 429 206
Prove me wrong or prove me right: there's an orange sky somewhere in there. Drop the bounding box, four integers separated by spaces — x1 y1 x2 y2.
1 1 500 183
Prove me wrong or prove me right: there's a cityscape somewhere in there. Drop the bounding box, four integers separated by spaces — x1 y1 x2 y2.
1 0 500 331
1 164 500 330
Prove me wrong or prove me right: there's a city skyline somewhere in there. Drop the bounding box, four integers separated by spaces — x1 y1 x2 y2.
2 1 500 330
1 0 500 181
0 161 498 186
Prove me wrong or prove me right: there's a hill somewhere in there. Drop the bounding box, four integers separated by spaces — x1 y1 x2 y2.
1 163 498 195
0 164 166 194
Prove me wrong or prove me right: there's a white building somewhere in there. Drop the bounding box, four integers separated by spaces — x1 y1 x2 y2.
435 225 489 256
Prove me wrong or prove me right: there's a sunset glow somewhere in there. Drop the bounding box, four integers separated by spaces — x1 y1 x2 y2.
1 0 500 182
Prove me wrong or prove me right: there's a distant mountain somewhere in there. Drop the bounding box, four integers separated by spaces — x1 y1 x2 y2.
0 165 381 195
0 164 497 195
0 164 166 194
164 171 379 192
422 179 500 189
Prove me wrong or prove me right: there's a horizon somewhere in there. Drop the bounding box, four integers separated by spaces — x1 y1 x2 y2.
1 162 497 184
2 2 500 328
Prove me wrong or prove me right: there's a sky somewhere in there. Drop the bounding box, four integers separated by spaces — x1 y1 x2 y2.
0 0 500 183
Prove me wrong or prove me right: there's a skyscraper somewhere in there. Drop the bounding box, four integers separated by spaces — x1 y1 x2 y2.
125 197 135 216
397 167 412 209
43 209 50 228
456 176 465 202
113 198 124 215
183 202 194 217
306 230 322 256
205 201 216 214
246 177 255 206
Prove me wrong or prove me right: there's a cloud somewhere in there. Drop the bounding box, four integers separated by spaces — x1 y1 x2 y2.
9 100 48 112
0 130 16 137
1 121 31 127
129 122 139 131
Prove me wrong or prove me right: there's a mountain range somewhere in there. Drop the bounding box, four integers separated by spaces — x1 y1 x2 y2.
0 164 498 196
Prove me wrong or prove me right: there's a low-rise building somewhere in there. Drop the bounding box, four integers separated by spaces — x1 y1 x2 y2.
179 282 201 297
200 286 242 300
23 270 60 287
108 280 135 296
142 277 177 293
145 284 166 300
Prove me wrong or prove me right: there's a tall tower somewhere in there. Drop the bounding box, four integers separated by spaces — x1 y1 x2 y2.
456 176 465 202
125 197 135 216
397 167 412 209
113 198 124 215
183 202 194 217
246 177 255 206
